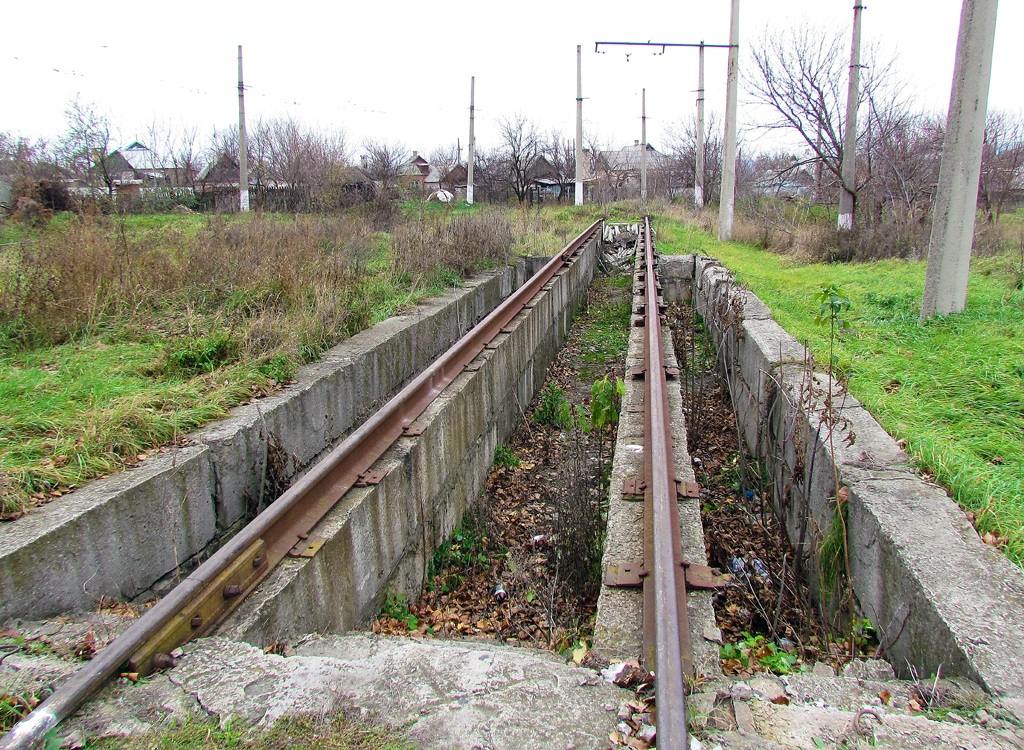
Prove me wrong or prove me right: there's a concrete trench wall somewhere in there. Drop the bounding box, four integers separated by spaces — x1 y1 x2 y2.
0 261 545 624
219 235 600 645
666 253 1024 699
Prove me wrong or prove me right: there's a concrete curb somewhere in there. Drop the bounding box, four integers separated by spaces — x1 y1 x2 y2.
0 263 536 623
670 253 1024 699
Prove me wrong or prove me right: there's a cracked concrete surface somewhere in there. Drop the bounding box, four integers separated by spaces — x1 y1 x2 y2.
33 633 627 749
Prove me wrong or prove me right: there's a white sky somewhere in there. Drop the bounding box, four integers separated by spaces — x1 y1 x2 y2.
4 0 1022 160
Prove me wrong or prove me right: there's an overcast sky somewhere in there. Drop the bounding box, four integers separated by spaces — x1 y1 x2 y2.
5 0 1022 160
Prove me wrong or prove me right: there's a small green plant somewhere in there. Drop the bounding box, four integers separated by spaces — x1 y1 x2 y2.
720 632 802 675
165 332 240 377
379 592 418 631
426 521 489 594
0 690 45 733
590 374 625 432
493 444 521 468
813 283 853 373
818 493 850 606
534 383 573 429
258 352 296 383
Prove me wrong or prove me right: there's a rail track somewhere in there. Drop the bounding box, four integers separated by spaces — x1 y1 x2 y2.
636 217 691 749
1 216 702 749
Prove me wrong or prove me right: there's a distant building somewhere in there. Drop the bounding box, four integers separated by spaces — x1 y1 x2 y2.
101 142 193 199
585 141 674 201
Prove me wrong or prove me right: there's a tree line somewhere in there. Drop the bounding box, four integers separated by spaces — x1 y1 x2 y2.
3 25 1022 227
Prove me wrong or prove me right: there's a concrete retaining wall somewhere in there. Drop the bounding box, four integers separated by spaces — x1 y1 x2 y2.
219 235 600 644
666 253 1024 698
0 263 538 623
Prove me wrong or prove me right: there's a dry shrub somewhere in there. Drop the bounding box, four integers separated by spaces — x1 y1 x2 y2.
973 221 1014 257
392 210 514 282
0 213 376 348
790 222 840 261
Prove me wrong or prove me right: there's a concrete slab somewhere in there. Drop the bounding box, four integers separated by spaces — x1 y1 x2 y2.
137 634 628 750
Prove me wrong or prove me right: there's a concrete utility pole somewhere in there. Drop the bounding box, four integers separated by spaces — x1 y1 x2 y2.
467 76 476 205
920 0 999 320
838 3 865 231
718 0 740 242
594 39 732 206
237 45 250 213
695 42 706 207
641 88 648 204
576 45 585 206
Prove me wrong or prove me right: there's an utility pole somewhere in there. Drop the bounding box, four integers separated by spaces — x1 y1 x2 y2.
237 45 249 213
594 39 733 208
467 76 476 205
575 45 585 206
921 0 999 320
838 3 864 231
695 42 706 207
718 0 740 242
641 88 648 204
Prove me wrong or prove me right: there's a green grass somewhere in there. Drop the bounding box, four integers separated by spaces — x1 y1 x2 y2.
656 216 1024 566
577 274 632 381
0 206 596 517
87 713 413 749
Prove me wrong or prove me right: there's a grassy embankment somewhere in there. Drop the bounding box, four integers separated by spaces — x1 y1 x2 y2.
0 203 600 517
654 213 1024 567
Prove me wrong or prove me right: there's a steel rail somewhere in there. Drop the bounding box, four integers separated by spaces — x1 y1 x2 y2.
0 219 604 750
639 217 690 749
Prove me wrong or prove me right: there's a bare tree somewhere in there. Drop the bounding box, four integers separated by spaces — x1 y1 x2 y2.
362 139 410 198
58 96 117 198
860 112 943 224
665 113 723 205
497 115 540 203
472 146 506 203
978 110 1024 223
542 130 576 202
747 25 900 218
429 143 461 183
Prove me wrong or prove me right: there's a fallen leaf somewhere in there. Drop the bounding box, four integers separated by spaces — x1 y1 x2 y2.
572 642 589 665
879 690 892 705
75 631 97 661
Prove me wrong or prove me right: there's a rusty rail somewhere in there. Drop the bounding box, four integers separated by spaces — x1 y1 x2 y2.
640 217 690 749
0 219 604 750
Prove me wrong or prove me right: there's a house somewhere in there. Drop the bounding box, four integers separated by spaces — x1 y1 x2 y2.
443 164 468 196
526 155 573 203
586 141 675 200
399 152 431 192
195 153 257 211
102 142 191 199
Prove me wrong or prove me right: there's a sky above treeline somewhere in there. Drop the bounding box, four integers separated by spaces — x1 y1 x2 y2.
5 0 1022 159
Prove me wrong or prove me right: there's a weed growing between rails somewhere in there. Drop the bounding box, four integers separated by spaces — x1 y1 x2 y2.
373 274 631 654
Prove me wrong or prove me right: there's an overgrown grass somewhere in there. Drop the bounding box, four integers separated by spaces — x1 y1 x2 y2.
0 206 593 516
577 275 632 381
655 213 1024 567
87 713 413 749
